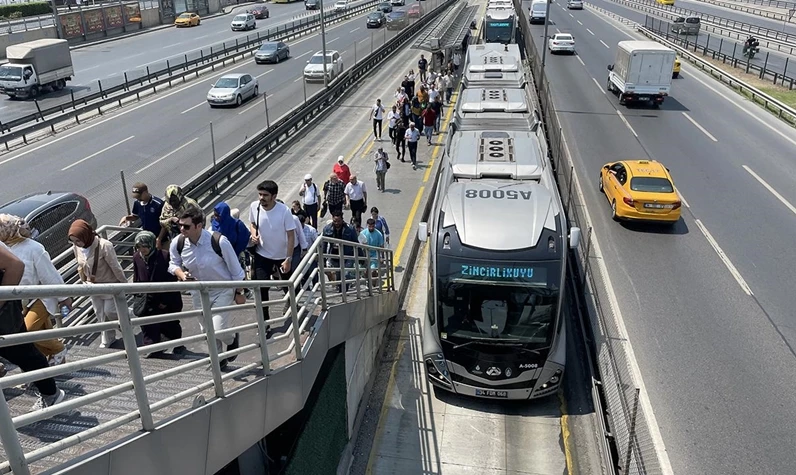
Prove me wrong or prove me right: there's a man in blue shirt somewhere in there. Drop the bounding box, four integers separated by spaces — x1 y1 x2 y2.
119 182 164 236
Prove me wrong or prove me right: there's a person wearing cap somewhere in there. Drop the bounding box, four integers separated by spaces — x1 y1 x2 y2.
374 147 389 192
119 183 164 236
299 174 320 229
333 155 351 184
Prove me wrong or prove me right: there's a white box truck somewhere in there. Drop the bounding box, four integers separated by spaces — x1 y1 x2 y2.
606 40 675 107
0 39 74 99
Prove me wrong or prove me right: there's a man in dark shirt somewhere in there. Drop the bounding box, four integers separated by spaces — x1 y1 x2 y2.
321 210 359 289
323 173 346 216
418 55 428 82
429 96 444 134
120 182 164 235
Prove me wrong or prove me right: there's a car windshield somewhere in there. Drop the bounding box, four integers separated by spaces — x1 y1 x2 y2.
389 11 406 17
214 78 239 88
0 65 23 81
630 177 674 193
369 12 381 18
234 14 247 21
532 4 546 12
686 17 700 23
336 1 346 5
178 13 191 18
259 43 278 51
308 55 332 64
556 34 573 41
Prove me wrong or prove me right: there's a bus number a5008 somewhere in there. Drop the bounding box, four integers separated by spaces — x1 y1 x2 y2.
465 189 532 200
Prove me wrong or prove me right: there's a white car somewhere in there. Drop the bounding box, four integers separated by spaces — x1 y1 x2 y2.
333 0 349 12
548 33 576 54
567 0 583 9
304 50 344 81
390 0 405 5
231 13 256 31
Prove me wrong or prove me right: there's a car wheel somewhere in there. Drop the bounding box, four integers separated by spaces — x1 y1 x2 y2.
236 94 242 107
598 174 603 192
253 85 259 97
611 200 619 221
197 19 201 25
30 85 39 98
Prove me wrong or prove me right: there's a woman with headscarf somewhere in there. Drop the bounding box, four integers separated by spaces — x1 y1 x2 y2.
211 202 251 257
69 219 127 348
132 231 185 356
0 214 69 366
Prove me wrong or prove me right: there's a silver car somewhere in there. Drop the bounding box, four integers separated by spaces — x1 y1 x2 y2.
231 13 256 31
207 73 259 107
567 0 583 9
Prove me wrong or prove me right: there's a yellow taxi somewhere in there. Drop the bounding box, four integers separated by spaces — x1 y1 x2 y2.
599 160 681 224
672 57 681 78
656 0 675 4
174 12 201 27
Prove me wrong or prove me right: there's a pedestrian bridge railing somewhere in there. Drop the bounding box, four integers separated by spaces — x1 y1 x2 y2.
0 235 395 475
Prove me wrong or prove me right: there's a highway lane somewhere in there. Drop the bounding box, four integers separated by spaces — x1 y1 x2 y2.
529 2 796 473
0 0 443 227
585 0 795 77
0 0 365 123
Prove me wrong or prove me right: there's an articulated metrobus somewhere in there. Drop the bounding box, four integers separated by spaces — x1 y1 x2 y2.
482 7 517 44
418 129 581 400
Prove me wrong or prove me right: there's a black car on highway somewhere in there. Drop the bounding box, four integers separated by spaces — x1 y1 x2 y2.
386 10 408 29
0 191 98 259
367 11 386 28
305 0 320 10
377 2 393 13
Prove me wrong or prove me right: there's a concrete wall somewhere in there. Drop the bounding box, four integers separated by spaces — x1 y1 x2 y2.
345 322 388 437
0 27 58 59
141 7 162 28
209 0 221 15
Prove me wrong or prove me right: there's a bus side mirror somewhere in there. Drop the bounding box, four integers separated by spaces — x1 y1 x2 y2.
607 64 614 71
569 226 581 249
418 222 428 242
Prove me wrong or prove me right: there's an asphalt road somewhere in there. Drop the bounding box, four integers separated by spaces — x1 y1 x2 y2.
529 1 796 473
0 0 442 228
587 0 795 78
0 0 367 123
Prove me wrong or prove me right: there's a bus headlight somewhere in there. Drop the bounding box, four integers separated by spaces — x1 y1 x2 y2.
539 369 563 390
425 354 451 387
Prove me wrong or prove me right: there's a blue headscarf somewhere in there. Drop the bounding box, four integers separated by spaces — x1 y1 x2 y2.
212 202 236 237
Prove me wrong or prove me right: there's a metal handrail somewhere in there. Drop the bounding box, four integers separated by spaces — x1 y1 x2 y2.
0 235 394 475
0 0 386 145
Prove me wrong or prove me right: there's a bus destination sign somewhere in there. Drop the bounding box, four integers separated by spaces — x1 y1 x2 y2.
488 22 511 27
452 263 547 283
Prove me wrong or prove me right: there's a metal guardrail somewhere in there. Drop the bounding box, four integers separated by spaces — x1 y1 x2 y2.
638 24 796 124
718 0 796 9
0 0 384 148
0 235 395 474
515 3 662 474
688 0 796 21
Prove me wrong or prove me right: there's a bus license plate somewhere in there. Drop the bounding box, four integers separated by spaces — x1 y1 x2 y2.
476 389 508 398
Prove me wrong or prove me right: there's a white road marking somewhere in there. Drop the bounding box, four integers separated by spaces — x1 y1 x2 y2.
743 165 796 217
136 137 199 174
239 97 266 115
694 219 753 295
586 7 635 39
294 50 312 59
294 76 303 82
255 69 274 78
327 36 340 44
181 102 206 114
685 70 796 149
360 38 369 44
350 27 360 32
569 12 573 17
576 55 586 66
681 112 718 142
599 39 610 48
591 77 606 94
675 188 690 208
577 19 583 25
587 27 594 35
616 110 638 137
61 135 135 171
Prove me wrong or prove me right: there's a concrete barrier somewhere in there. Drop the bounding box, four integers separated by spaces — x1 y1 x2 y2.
0 27 58 59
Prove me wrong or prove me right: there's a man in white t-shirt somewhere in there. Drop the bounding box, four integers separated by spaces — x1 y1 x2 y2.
299 173 320 229
344 174 368 226
248 180 295 329
386 105 401 146
371 98 385 142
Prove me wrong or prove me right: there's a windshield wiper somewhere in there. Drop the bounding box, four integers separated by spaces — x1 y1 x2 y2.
449 338 520 350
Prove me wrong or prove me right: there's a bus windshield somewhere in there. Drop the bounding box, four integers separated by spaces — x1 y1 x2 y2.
437 259 560 348
485 20 514 43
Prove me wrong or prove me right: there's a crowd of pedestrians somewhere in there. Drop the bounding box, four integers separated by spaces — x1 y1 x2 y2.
0 52 447 414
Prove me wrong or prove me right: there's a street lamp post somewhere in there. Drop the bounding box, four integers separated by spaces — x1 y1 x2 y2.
319 0 330 88
540 0 552 68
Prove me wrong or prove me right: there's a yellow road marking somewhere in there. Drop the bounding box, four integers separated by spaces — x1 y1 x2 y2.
559 391 575 474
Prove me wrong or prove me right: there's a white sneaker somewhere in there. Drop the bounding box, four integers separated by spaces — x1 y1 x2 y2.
48 348 68 366
30 388 65 412
99 339 115 349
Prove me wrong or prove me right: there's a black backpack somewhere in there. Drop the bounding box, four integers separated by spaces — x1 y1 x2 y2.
177 231 223 258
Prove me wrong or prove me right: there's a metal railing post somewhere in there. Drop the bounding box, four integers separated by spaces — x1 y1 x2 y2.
338 244 347 303
199 289 226 398
113 294 155 431
353 247 363 300
287 284 303 361
0 397 30 474
253 286 273 375
316 246 329 309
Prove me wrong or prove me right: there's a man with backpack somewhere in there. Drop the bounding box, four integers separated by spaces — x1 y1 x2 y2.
299 174 320 229
168 209 245 369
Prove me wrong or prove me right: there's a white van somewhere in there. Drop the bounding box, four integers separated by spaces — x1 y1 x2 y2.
529 0 547 24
